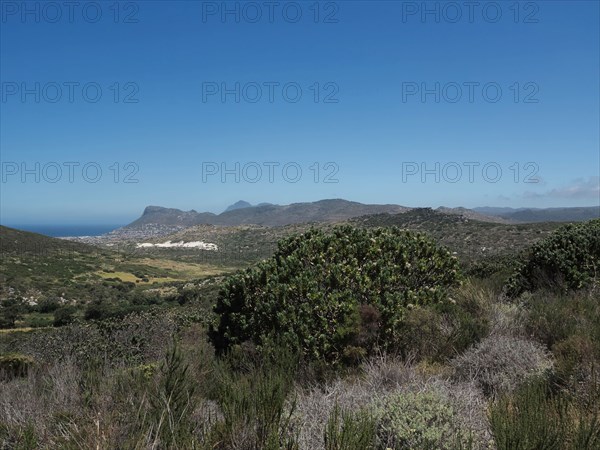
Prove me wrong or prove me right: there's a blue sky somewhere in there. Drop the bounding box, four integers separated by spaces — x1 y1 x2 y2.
1 0 599 225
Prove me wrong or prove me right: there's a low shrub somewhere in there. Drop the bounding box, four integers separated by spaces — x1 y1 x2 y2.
393 301 488 362
2 310 178 367
293 355 492 450
0 306 22 329
372 390 473 449
451 335 553 397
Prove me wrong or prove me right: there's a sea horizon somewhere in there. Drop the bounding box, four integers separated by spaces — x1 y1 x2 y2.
2 224 124 238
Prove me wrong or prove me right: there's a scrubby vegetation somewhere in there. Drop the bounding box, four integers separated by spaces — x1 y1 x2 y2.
1 219 599 448
506 219 600 296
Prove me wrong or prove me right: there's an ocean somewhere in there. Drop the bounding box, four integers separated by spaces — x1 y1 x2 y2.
7 224 123 237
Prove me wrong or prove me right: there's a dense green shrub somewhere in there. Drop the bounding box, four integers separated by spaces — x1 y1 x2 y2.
506 219 600 297
52 306 77 327
0 304 23 329
36 297 62 313
210 226 461 364
372 390 472 449
84 302 149 321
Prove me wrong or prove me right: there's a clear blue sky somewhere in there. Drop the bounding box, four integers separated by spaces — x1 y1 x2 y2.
1 0 598 225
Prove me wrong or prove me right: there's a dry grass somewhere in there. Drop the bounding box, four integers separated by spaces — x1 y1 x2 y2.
292 354 493 450
135 258 234 277
96 270 182 284
451 334 553 397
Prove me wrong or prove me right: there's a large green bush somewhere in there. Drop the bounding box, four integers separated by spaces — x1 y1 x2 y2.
209 226 461 364
506 219 600 297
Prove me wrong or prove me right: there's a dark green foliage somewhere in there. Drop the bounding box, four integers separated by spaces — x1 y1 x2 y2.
506 219 600 297
465 254 515 278
36 297 62 313
53 305 77 327
0 305 22 329
84 301 149 321
210 226 461 364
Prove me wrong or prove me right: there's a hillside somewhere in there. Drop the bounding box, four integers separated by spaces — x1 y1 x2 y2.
0 225 96 256
473 206 600 223
128 208 561 269
0 226 233 315
350 208 562 263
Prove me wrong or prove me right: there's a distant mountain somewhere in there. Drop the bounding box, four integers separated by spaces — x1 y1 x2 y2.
224 200 253 212
127 206 217 227
123 200 598 231
473 206 600 223
125 199 411 228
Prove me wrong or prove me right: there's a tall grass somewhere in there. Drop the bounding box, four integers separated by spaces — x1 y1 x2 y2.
205 347 300 449
323 403 376 450
489 378 600 450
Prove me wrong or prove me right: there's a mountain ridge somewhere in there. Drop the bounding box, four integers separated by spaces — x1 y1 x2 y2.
123 200 600 230
127 199 411 228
